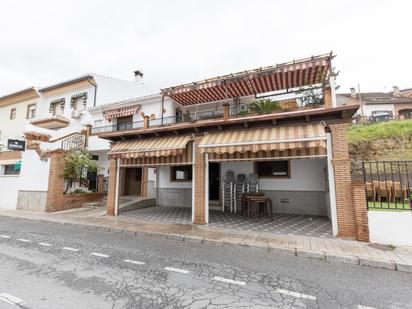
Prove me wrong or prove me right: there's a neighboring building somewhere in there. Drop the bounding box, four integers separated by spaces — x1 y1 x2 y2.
0 87 40 150
337 86 412 121
0 71 153 210
91 53 367 241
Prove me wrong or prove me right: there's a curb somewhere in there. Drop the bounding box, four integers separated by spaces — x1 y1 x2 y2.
1 214 411 273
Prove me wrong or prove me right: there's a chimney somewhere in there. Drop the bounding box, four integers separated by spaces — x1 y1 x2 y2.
393 86 400 97
134 70 144 83
350 87 356 99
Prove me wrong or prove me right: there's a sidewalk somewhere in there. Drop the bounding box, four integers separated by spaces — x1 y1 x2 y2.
1 207 412 272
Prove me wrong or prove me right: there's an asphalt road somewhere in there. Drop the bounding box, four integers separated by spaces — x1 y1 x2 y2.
0 216 411 309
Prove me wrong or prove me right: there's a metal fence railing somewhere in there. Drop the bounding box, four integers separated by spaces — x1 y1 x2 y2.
91 96 325 134
362 161 412 210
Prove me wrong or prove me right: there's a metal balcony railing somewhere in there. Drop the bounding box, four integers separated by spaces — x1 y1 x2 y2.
91 96 324 135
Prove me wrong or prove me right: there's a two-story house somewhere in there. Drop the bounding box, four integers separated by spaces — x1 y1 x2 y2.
91 53 365 241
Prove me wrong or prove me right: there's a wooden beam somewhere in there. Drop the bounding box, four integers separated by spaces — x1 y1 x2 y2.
243 122 248 128
305 115 310 122
217 125 222 130
272 119 277 125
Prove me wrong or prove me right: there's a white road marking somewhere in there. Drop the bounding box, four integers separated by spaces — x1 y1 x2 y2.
91 252 109 258
0 292 24 305
276 288 317 301
164 267 190 274
16 238 31 243
357 306 377 309
62 247 79 252
0 235 10 239
124 259 145 265
212 276 246 286
38 242 52 247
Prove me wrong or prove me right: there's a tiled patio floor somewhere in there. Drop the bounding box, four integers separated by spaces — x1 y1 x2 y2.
120 206 333 238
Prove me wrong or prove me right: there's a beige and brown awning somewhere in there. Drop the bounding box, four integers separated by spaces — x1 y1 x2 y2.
199 123 326 156
108 135 193 160
104 105 140 120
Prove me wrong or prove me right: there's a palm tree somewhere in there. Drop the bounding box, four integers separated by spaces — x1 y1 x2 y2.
250 99 281 114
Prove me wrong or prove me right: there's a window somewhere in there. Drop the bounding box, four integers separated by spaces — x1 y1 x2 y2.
26 104 36 119
116 116 133 131
10 108 16 120
3 164 20 175
255 161 290 178
170 165 192 181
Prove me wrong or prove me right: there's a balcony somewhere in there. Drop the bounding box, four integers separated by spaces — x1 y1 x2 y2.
91 96 326 135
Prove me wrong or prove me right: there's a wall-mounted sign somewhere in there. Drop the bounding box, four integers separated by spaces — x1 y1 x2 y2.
7 139 26 151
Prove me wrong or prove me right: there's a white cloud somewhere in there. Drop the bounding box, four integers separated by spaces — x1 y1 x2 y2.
0 0 411 95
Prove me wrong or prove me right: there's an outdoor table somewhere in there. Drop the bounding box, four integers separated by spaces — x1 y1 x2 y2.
241 193 273 221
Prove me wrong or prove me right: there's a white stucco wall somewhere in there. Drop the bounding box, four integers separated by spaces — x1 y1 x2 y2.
362 104 395 117
156 159 326 191
368 211 412 246
19 150 50 191
158 166 192 189
0 175 20 209
0 97 40 147
220 159 326 191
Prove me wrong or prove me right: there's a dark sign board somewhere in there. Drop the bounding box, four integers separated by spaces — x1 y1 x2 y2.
7 139 26 151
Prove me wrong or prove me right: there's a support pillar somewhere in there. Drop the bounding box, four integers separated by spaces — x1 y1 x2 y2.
106 158 118 216
141 167 148 198
352 182 370 242
193 137 206 224
329 123 356 239
324 87 333 108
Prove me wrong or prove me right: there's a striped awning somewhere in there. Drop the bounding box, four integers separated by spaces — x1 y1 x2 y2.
104 105 140 120
199 123 326 155
108 135 193 159
162 53 332 106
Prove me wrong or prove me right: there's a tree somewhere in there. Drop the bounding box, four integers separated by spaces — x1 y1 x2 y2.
63 149 98 193
249 98 281 114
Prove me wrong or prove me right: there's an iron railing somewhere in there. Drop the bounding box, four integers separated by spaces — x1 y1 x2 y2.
61 133 87 151
362 161 412 210
91 96 324 134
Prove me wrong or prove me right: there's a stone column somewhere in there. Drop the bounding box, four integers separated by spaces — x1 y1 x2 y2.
106 159 118 216
352 181 370 242
329 123 357 239
193 137 206 224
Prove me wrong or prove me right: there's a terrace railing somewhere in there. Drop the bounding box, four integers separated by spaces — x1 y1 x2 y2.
91 95 324 135
362 161 412 211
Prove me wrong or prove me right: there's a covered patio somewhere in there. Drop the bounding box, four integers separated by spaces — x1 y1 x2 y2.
120 206 332 238
106 121 337 237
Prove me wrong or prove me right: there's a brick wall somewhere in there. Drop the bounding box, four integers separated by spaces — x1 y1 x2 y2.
329 123 357 239
352 182 369 242
193 137 206 224
45 150 104 212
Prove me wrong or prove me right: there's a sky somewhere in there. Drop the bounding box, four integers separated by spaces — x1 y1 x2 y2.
0 0 411 96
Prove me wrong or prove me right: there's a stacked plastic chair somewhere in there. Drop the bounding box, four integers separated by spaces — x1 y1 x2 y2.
222 171 234 212
248 173 259 193
234 174 248 214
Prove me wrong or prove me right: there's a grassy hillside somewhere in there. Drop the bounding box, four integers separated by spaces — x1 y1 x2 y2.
349 120 412 162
